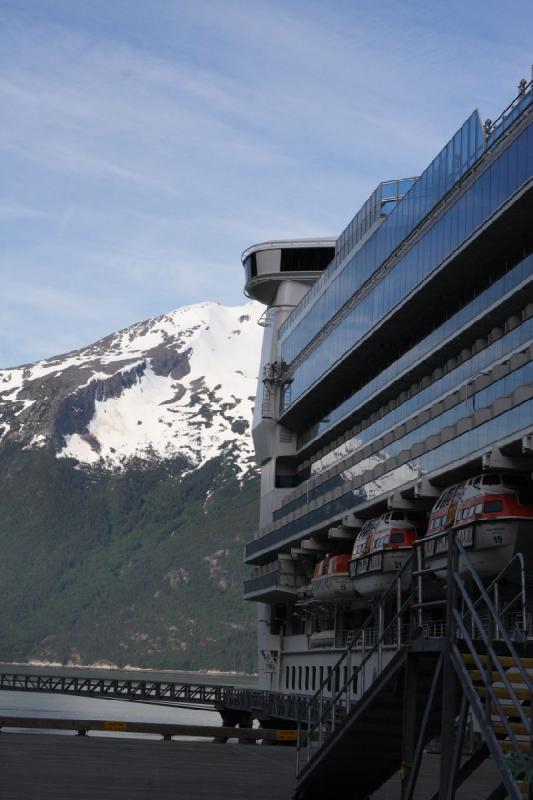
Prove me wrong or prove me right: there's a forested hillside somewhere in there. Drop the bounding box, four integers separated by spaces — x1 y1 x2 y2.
0 444 259 671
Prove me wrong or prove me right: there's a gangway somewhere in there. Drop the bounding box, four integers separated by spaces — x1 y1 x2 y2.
0 670 311 725
295 534 533 800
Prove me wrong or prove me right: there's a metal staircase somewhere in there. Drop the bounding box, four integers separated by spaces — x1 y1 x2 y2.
294 534 533 800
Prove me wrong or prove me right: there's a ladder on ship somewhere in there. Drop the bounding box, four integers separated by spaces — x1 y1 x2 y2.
294 534 533 800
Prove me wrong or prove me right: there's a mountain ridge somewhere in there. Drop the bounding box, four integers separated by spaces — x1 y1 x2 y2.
0 300 262 473
0 301 263 671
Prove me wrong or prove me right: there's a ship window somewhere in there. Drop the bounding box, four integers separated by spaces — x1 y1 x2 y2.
312 666 316 691
280 246 334 273
327 667 332 693
291 666 296 690
244 253 257 280
390 532 404 543
475 504 483 514
482 474 501 486
298 667 302 691
285 666 289 689
305 667 310 691
335 667 340 694
483 500 503 513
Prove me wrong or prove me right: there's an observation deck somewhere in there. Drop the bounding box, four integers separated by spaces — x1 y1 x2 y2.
242 239 335 305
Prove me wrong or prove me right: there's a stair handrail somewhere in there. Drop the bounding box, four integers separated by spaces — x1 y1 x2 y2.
450 536 533 767
296 554 414 775
452 612 528 758
454 537 533 698
469 550 528 634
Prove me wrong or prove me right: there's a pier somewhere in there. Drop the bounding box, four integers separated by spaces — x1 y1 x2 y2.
0 733 296 800
0 668 309 725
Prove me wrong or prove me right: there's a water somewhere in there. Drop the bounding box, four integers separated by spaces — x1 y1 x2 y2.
0 664 258 740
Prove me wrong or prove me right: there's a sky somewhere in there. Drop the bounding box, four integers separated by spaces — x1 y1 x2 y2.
1 0 531 367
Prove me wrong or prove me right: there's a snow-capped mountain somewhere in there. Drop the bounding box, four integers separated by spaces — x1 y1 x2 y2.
0 301 263 474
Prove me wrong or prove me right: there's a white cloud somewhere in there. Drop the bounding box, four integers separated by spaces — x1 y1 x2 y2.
0 0 531 366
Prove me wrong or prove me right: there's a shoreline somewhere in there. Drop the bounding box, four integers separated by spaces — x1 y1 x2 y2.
0 660 258 679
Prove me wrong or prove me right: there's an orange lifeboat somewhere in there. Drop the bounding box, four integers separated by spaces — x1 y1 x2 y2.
423 472 533 578
348 511 425 597
311 553 361 604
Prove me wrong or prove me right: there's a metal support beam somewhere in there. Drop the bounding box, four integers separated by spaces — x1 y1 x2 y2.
300 537 344 552
342 513 363 529
523 433 533 455
428 744 489 800
403 654 444 800
439 536 460 800
327 526 356 541
387 494 420 510
414 479 442 499
482 447 533 472
447 694 471 795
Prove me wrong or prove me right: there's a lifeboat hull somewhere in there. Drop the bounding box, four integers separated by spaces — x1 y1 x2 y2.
423 519 533 579
349 549 412 598
311 574 365 606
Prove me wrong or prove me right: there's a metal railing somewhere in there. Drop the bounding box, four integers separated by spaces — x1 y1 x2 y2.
449 539 533 799
295 529 533 790
486 76 532 146
0 672 313 723
296 555 414 775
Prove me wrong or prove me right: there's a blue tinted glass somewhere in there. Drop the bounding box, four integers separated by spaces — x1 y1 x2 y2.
246 399 533 561
281 123 532 402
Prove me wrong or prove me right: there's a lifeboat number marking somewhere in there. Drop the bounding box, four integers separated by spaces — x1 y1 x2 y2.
357 554 383 574
425 526 474 558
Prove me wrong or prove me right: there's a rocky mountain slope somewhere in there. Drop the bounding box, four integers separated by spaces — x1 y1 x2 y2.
0 302 263 671
0 302 262 471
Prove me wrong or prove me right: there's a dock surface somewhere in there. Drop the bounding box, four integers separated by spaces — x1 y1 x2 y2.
0 733 296 800
1 731 507 799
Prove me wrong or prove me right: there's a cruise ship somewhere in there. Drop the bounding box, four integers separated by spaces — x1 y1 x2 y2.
241 75 533 700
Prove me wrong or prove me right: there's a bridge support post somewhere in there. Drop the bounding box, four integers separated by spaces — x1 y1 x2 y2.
439 533 460 800
214 710 254 744
401 655 418 800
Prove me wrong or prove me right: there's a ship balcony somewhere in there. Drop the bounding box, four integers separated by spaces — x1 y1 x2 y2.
243 568 307 603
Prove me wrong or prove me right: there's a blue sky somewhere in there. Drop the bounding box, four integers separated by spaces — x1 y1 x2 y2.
1 0 531 366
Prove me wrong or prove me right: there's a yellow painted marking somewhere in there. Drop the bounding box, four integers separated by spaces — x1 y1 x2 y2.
493 722 529 735
500 740 531 752
463 654 533 670
476 686 531 701
276 729 297 741
469 670 527 683
104 721 128 732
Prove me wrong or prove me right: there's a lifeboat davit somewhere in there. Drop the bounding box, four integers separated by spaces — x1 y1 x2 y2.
348 511 425 598
311 553 361 604
423 472 533 578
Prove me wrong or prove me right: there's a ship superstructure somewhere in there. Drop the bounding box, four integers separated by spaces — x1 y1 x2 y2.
242 79 533 697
